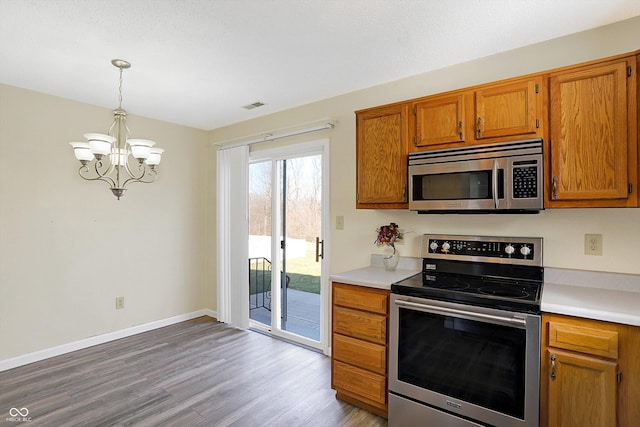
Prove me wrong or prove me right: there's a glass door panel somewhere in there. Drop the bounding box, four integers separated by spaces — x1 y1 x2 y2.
280 155 322 341
248 152 323 346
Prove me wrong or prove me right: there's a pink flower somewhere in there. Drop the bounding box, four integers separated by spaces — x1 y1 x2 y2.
374 223 403 247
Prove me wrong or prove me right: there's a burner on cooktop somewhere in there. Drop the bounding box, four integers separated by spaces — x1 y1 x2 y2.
478 285 530 299
424 277 470 291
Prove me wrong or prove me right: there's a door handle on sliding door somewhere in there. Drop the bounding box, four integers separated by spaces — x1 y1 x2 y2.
315 237 324 262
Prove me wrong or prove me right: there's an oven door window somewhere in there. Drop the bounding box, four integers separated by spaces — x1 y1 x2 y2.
397 307 526 419
413 169 504 201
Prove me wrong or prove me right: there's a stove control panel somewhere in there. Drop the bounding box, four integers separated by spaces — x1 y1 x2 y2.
424 235 542 265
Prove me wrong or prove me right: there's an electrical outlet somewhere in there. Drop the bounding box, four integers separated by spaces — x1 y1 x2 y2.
584 234 602 256
115 296 125 310
336 215 344 230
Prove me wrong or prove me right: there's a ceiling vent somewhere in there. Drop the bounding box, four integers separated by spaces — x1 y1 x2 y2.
242 101 266 110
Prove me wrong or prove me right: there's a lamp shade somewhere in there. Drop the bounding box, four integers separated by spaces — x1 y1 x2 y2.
145 147 164 166
84 133 115 156
128 139 156 160
110 148 128 166
69 142 95 162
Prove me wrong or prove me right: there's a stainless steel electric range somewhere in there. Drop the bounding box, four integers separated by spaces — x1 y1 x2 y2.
389 234 543 427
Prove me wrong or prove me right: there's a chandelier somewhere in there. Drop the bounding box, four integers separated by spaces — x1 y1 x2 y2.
69 59 164 199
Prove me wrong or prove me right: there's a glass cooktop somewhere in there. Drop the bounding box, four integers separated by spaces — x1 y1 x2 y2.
391 234 544 314
392 270 542 314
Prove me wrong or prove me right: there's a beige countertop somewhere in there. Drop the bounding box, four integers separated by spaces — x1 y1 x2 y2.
542 268 640 327
330 255 421 290
330 266 421 290
331 259 640 327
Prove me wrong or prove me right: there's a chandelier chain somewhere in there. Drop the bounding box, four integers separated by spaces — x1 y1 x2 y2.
118 66 124 110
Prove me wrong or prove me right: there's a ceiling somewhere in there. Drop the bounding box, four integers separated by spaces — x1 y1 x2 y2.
1 0 639 131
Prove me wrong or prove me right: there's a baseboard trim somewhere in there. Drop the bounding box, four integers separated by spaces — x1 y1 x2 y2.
0 309 218 372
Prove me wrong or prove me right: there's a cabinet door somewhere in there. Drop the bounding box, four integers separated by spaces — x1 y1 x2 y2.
548 59 636 206
548 320 618 359
546 349 617 427
356 104 409 208
333 333 386 374
413 94 465 148
333 306 386 345
333 360 387 407
333 282 388 315
475 78 539 139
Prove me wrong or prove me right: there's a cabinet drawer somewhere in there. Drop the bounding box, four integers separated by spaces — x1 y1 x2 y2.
548 321 619 359
333 306 387 345
333 283 388 314
333 360 387 406
333 333 386 374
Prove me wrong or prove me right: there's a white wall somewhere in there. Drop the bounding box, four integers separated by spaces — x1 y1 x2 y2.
210 17 640 277
0 85 212 360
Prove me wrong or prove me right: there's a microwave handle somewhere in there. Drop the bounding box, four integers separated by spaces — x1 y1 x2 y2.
492 159 499 209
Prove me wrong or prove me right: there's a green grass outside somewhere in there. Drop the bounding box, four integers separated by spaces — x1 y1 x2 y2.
250 242 321 294
249 269 320 294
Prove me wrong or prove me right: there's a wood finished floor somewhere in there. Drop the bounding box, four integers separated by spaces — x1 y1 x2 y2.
0 317 387 427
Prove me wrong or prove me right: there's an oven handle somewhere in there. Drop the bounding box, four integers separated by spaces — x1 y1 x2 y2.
394 299 527 327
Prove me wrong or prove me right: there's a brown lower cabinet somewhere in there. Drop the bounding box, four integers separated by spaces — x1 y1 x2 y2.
540 313 640 427
331 282 389 418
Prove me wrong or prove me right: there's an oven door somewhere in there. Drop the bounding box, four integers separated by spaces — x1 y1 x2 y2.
389 294 540 427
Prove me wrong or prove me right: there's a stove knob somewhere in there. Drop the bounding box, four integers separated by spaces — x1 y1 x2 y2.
505 244 515 255
429 241 438 252
520 245 531 257
442 242 451 252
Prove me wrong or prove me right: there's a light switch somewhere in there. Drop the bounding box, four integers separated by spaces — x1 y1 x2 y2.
336 215 344 230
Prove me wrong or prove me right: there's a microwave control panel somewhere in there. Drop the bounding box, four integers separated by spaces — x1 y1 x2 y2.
512 161 539 199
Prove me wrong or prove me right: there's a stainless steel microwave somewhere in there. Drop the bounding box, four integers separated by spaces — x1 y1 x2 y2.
408 139 544 213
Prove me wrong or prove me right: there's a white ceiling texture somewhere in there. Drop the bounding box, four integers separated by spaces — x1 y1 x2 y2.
1 0 639 130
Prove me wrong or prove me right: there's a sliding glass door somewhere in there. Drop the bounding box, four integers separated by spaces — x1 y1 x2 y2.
248 141 328 350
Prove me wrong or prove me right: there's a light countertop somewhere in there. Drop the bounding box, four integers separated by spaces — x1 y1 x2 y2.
330 255 421 290
330 267 421 290
542 268 640 327
332 259 640 327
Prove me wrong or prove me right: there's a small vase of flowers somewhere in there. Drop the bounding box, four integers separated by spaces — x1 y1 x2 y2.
375 223 403 271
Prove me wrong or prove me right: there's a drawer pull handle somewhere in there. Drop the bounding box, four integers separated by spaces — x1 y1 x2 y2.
550 354 556 381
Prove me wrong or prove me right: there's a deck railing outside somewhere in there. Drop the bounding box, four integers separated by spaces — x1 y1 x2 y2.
249 257 271 311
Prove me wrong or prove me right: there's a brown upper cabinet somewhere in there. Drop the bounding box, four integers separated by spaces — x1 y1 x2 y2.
410 76 544 152
356 103 410 208
546 55 638 207
475 77 541 140
412 93 466 148
355 50 638 209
